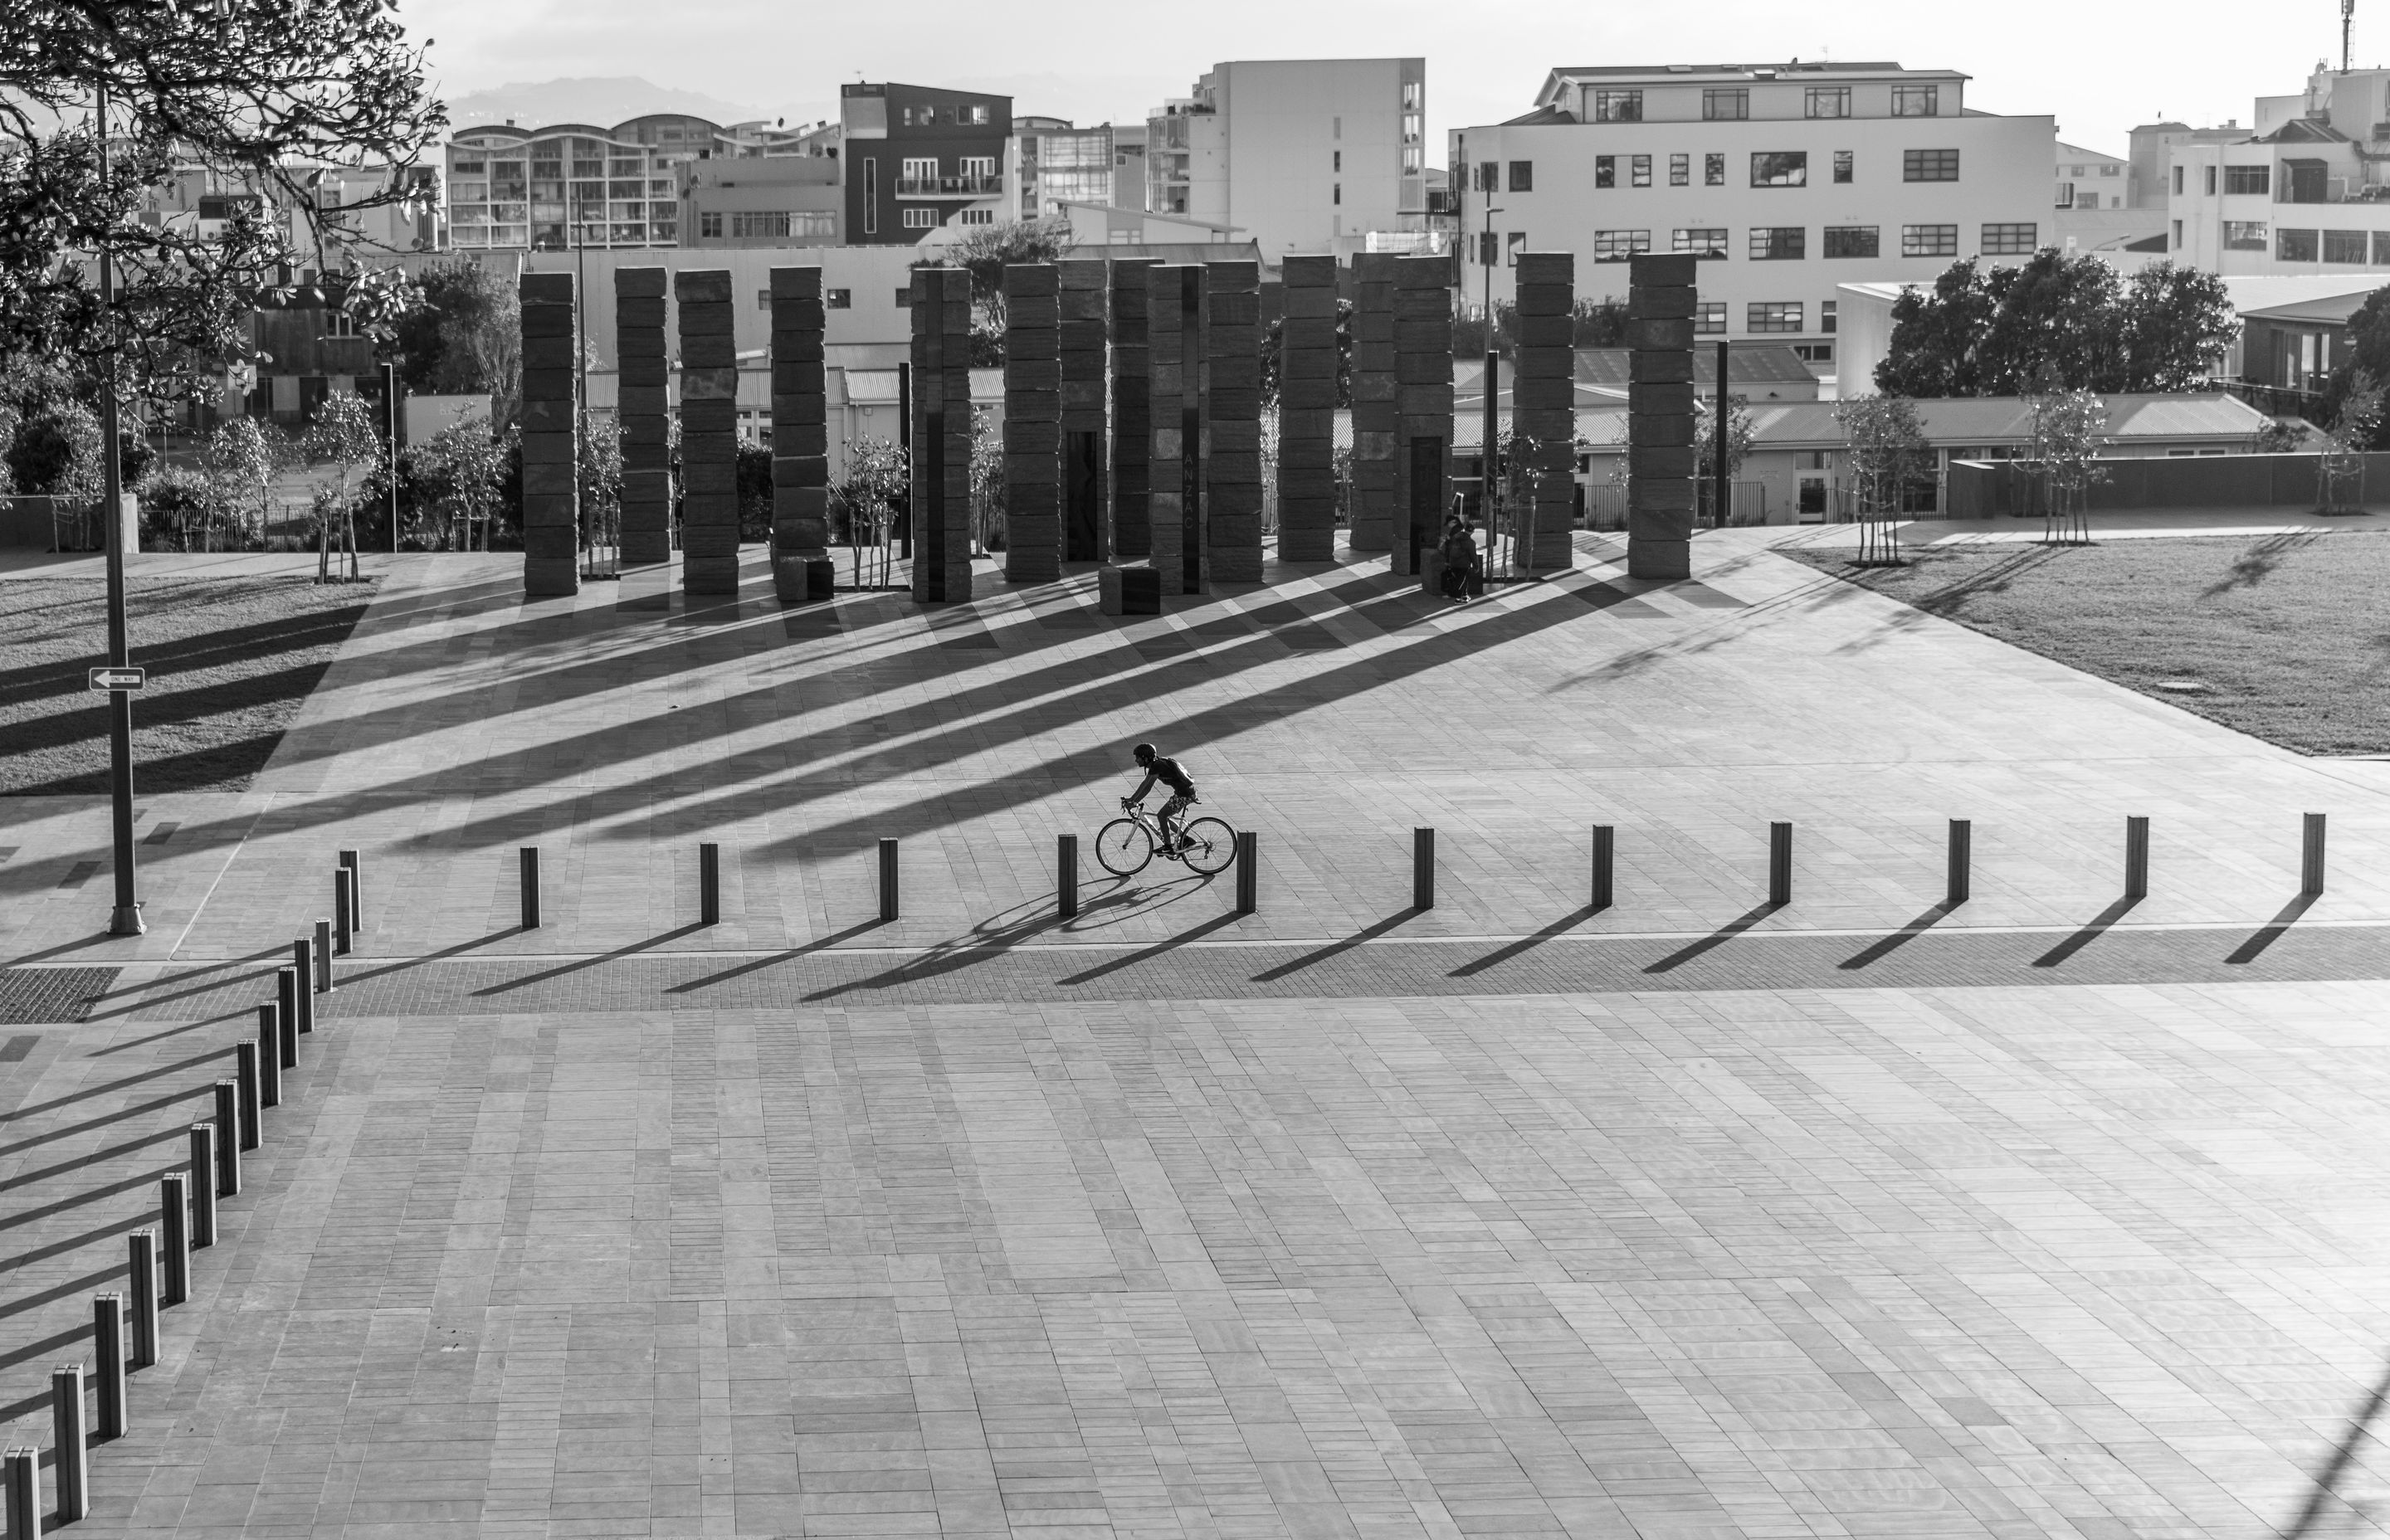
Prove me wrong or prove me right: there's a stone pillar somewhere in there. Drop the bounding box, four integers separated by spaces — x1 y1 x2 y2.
1392 255 1453 578
1276 255 1339 563
1059 259 1110 563
1109 261 1153 560
1002 263 1061 583
910 267 975 605
1627 253 1699 580
676 269 740 595
769 266 832 602
614 267 671 567
1348 252 1398 553
1149 264 1207 596
518 270 579 597
1512 251 1577 572
1205 260 1263 583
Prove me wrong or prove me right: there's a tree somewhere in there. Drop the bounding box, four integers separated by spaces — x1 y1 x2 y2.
581 423 623 565
1693 392 1754 523
407 412 511 551
1876 260 1997 397
387 258 520 402
202 417 293 546
2116 265 2237 390
1836 395 1931 566
832 436 909 585
303 392 379 578
1879 253 2237 397
926 219 1071 364
2320 369 2383 513
2028 387 2109 543
1260 299 1355 407
0 0 444 402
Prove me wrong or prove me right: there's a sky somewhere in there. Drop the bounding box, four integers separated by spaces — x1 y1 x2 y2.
403 0 2339 158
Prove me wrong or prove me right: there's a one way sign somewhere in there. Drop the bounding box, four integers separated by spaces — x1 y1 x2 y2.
87 667 146 691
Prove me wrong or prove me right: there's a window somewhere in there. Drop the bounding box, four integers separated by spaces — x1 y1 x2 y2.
2173 220 2183 249
2326 228 2368 263
1747 302 1803 332
2376 231 2390 265
2066 163 2086 178
1822 225 1879 258
2226 164 2270 195
826 288 851 309
2279 227 2319 261
1904 149 1959 182
1509 160 1533 192
1403 80 1422 109
1821 300 1836 334
901 207 939 229
1981 222 2036 255
1806 87 1851 119
1593 229 1652 261
1595 156 1615 189
1833 150 1852 184
958 156 996 178
2100 163 2119 177
862 158 876 236
1902 223 1958 256
1703 88 1749 121
902 157 938 183
2203 165 2217 195
735 211 811 238
1593 90 1643 122
1402 145 1422 172
1672 227 1729 258
1694 301 1725 334
2172 165 2184 196
1630 155 1650 188
958 207 994 226
1891 85 1939 116
894 287 911 306
1792 342 1834 363
1333 150 1341 173
1751 151 1807 188
1670 154 1689 186
2055 183 2075 209
1333 183 1341 204
1749 226 1805 259
699 211 723 238
2222 221 2267 250
758 288 772 311
1477 230 1499 266
1705 153 1724 186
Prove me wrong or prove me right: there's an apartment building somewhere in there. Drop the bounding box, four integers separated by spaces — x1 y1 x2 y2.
2056 141 2126 211
2164 67 2390 275
1017 119 1147 221
677 155 842 248
445 115 745 251
1449 61 2055 377
1147 59 1428 255
839 82 1013 245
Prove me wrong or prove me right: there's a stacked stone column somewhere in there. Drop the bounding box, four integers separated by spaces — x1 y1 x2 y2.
910 266 975 605
1109 261 1153 559
1149 265 1208 595
1002 264 1061 583
769 266 832 603
675 269 739 595
1349 252 1398 553
517 270 578 598
1511 251 1577 572
1204 260 1262 583
614 269 671 567
1059 259 1109 563
1627 253 1699 580
1276 255 1339 563
1391 255 1453 578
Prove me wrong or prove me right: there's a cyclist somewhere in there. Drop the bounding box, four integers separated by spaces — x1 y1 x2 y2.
1123 743 1197 857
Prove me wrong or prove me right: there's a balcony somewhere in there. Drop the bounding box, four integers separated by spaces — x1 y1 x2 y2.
895 173 1002 198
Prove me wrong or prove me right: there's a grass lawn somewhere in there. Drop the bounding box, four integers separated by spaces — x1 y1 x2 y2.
1781 531 2390 755
0 577 373 795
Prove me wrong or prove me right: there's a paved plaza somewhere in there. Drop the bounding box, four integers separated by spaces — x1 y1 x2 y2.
7 526 2390 1536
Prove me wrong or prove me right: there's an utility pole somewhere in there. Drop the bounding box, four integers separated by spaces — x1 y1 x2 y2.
96 77 144 937
1478 168 1503 576
382 358 400 552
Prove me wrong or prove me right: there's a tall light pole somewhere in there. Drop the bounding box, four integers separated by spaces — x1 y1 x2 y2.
1477 170 1503 576
96 77 144 938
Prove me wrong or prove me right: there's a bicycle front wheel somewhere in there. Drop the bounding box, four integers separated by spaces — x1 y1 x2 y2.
1095 818 1153 876
1178 817 1237 875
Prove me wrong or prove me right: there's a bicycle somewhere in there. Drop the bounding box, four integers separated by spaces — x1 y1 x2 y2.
1095 800 1237 877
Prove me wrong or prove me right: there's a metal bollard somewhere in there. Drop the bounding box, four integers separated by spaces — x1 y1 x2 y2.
314 918 333 992
1235 832 1258 914
334 867 353 954
1947 819 1972 906
700 841 720 927
257 1005 281 1108
2125 815 2150 899
1412 828 1435 910
160 1174 188 1305
1768 821 1792 907
519 846 541 929
339 848 362 928
276 967 300 1061
93 1294 125 1440
1057 835 1079 919
878 838 899 923
234 1042 261 1151
212 1083 241 1198
51 1363 85 1522
1592 825 1615 911
292 938 315 1032
2 1445 36 1540
2303 812 2327 897
128 1231 159 1370
188 1127 216 1247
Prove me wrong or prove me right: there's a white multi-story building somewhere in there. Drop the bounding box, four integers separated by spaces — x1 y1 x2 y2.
2055 141 2127 211
2164 67 2390 275
1146 58 1427 256
1449 61 2055 378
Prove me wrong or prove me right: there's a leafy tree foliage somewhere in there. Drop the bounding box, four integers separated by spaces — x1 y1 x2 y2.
1877 253 2236 397
1260 300 1354 407
386 259 519 408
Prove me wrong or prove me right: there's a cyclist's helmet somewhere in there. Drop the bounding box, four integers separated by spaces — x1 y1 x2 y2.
1132 743 1157 766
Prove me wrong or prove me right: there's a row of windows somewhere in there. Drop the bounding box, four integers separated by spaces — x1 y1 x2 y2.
1574 222 2038 262
1485 149 1957 192
756 287 855 310
1687 302 1836 334
1589 84 1939 122
898 102 993 126
2176 164 2275 196
693 211 837 239
2275 227 2390 263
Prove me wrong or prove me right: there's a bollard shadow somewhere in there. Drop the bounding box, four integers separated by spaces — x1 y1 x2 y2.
1642 902 1781 975
0 1084 219 1164
82 945 289 1003
1837 902 1959 971
81 957 289 1025
0 931 121 968
2227 893 2319 965
0 1124 188 1198
471 923 709 997
86 1006 266 1059
2030 895 2141 968
1054 906 1247 987
329 924 534 990
2282 1353 2390 1537
0 1210 157 1279
0 1263 122 1327
808 875 1222 1001
0 1323 95 1381
1448 905 1602 978
2 1049 230 1128
663 919 887 995
1251 909 1422 983
0 1163 182 1235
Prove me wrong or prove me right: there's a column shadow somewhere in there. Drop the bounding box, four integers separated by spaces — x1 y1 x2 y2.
663 919 890 996
1055 904 1246 987
1447 905 1602 977
1642 903 1781 974
2031 896 2141 968
470 922 710 997
1251 909 1421 983
1837 902 1958 970
2226 893 2319 965
2283 1354 2390 1537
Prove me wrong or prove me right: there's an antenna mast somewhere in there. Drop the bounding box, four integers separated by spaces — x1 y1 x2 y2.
2344 0 2354 72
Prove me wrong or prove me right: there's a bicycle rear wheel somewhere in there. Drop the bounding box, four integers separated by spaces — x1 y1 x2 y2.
1095 818 1153 876
1178 817 1237 875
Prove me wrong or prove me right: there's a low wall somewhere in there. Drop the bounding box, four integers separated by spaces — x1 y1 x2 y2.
0 495 59 548
1947 452 2390 518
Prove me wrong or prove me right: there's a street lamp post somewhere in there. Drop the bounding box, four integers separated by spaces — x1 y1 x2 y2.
1477 176 1504 578
96 77 144 938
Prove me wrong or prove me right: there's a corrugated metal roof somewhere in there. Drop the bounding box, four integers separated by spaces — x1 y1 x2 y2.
1733 392 2268 447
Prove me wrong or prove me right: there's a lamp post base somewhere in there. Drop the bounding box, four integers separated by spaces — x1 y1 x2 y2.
110 904 146 937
